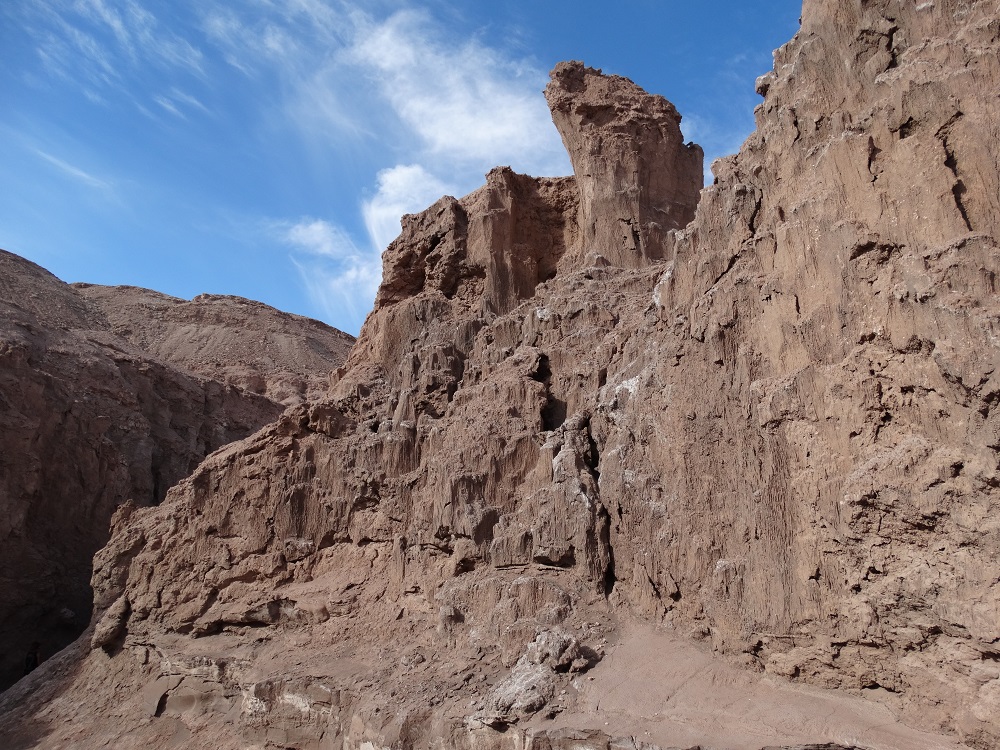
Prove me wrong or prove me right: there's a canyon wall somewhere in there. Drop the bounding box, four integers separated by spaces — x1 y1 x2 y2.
1 1 998 748
0 253 352 690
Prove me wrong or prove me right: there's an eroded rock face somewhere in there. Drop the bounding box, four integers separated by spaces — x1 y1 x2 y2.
545 61 703 267
2 1 999 749
0 253 353 690
646 2 1000 742
76 284 354 404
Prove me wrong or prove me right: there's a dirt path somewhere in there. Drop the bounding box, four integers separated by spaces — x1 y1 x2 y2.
544 624 969 750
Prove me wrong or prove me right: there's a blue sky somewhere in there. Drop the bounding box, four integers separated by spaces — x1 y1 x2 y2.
0 1 801 335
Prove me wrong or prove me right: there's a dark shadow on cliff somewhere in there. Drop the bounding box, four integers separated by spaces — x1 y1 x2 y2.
0 632 90 749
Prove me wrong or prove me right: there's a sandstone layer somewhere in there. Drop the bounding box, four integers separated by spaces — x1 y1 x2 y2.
1 1 998 749
0 253 353 690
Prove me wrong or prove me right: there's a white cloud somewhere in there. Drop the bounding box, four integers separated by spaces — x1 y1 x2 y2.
32 148 112 190
199 4 571 176
276 160 457 333
362 164 452 252
278 218 381 333
346 9 570 175
284 218 359 258
276 159 457 333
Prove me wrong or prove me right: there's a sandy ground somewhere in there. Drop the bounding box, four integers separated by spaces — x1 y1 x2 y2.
544 624 969 750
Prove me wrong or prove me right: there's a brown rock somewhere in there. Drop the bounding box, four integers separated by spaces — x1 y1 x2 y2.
2 1 999 749
75 284 354 404
545 60 703 267
0 251 352 690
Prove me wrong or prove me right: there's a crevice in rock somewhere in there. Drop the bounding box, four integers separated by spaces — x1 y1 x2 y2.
599 504 616 597
950 181 972 231
748 192 763 234
532 354 567 431
866 138 883 183
151 460 163 505
711 252 740 288
936 111 973 231
886 25 900 69
584 426 602 485
646 572 663 603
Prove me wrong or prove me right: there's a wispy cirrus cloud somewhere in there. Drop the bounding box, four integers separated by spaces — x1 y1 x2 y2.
153 87 209 119
21 0 204 114
32 148 112 190
346 9 568 174
70 0 203 73
277 217 381 331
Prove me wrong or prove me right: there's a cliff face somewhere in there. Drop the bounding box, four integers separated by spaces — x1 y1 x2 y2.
657 0 1000 735
1 1 998 749
0 253 353 691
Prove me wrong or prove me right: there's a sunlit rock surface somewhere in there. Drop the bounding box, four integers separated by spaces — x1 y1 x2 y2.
1 1 998 748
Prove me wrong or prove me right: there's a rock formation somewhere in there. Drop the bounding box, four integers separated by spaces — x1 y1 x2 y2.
1 0 999 748
545 61 703 267
76 284 354 404
0 253 353 690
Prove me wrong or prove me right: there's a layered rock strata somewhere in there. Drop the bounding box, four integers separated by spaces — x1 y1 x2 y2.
0 254 353 689
2 0 999 748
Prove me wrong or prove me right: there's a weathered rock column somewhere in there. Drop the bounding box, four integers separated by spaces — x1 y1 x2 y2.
545 61 703 267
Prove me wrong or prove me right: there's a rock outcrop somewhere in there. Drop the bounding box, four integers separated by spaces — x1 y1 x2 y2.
1 0 999 749
76 284 354 404
0 253 353 690
545 61 703 267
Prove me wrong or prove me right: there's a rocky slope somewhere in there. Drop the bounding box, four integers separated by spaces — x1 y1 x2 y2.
1 0 998 748
75 284 354 404
0 254 353 690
